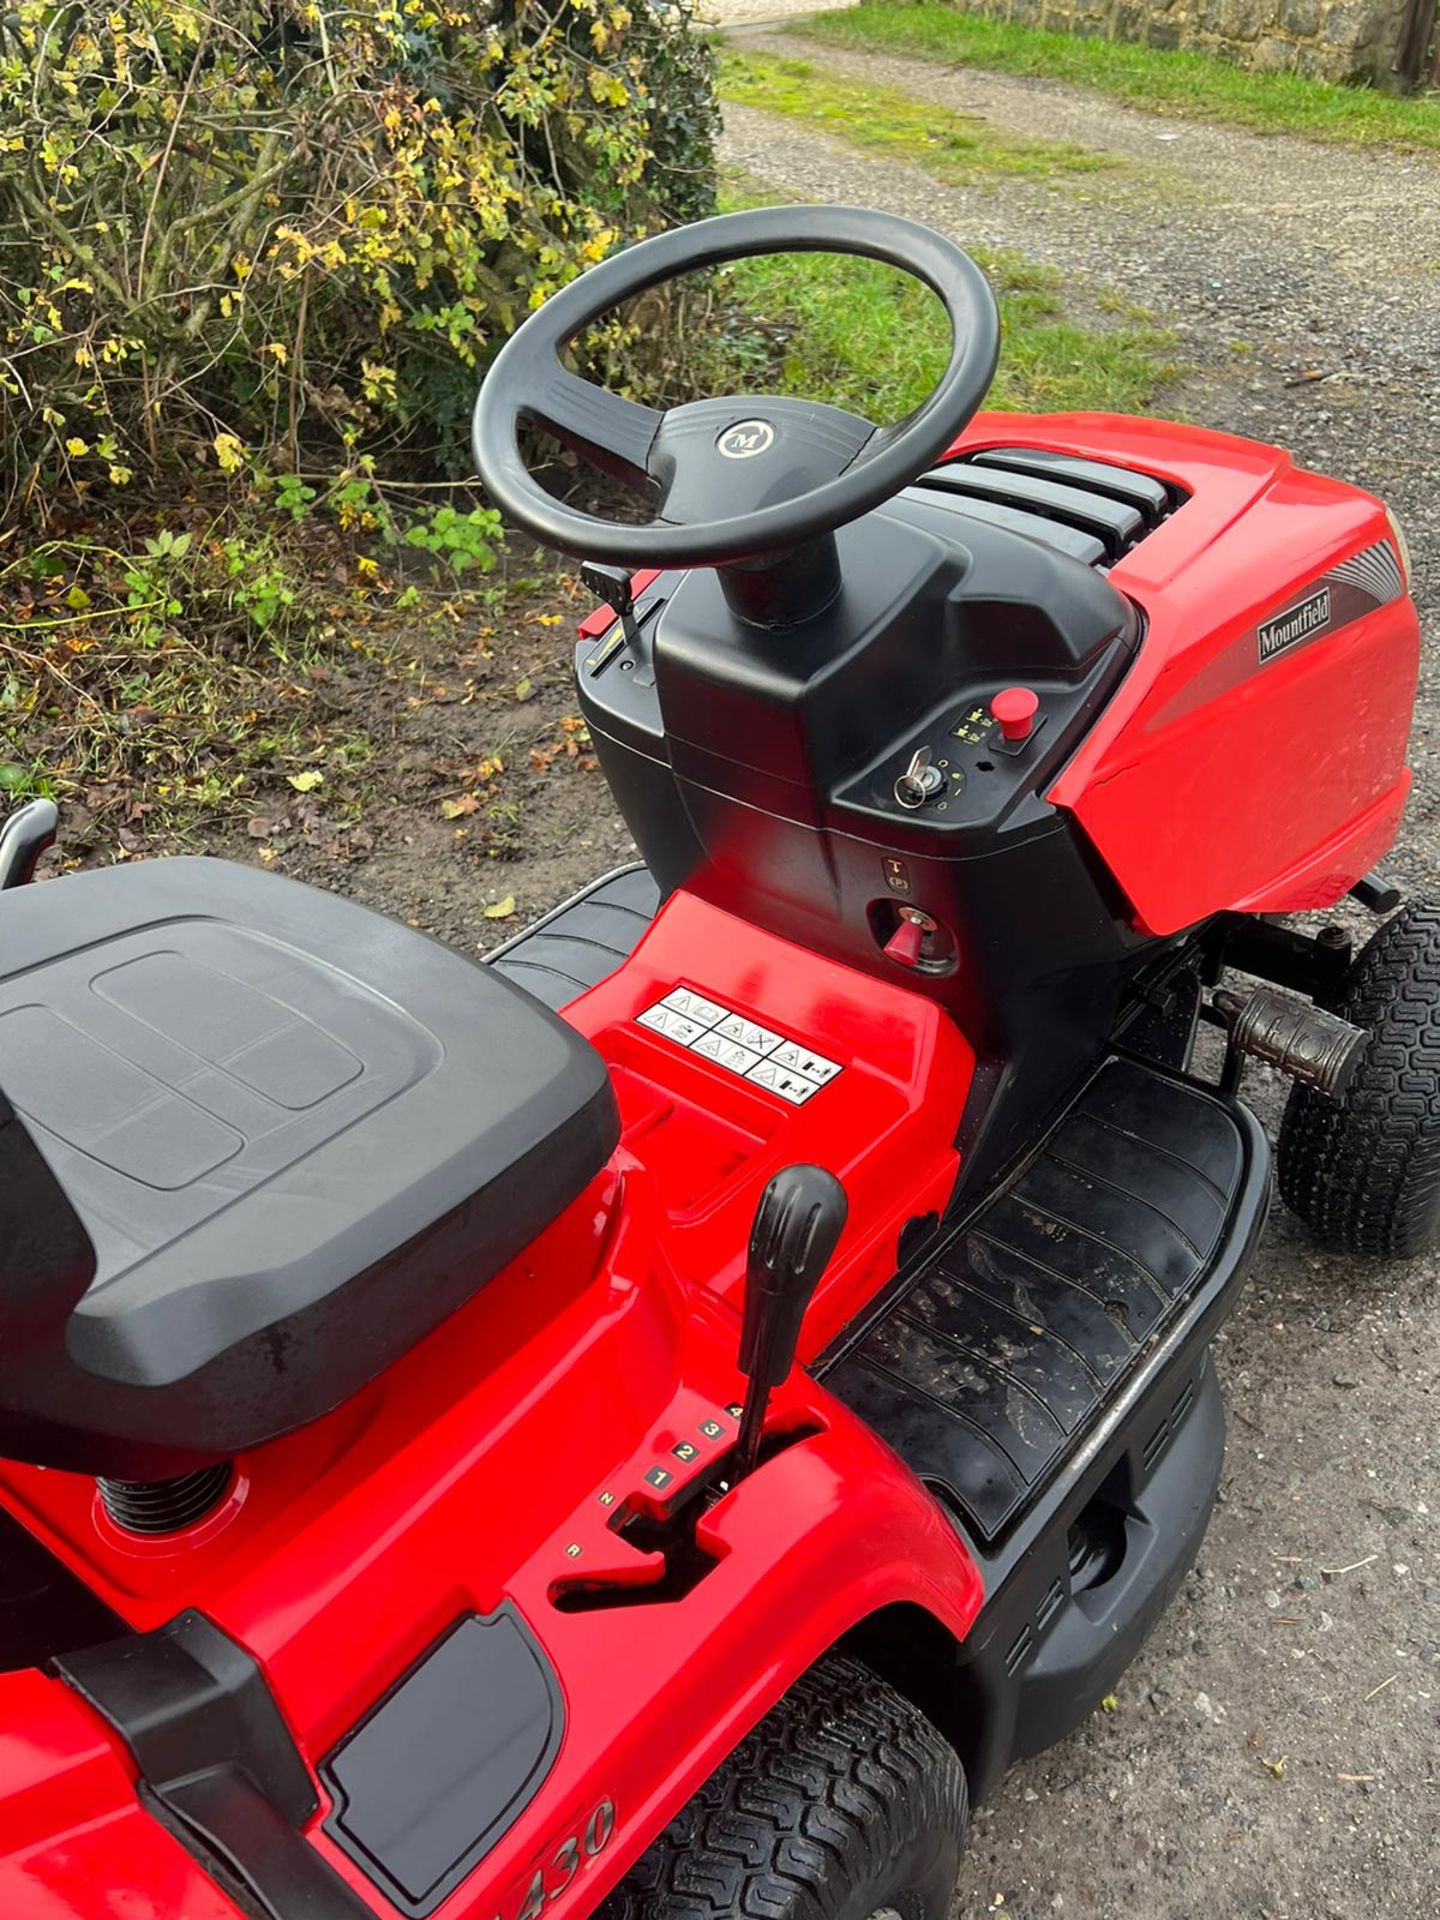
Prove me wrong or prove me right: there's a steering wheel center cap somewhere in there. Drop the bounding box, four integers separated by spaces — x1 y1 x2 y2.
717 419 775 460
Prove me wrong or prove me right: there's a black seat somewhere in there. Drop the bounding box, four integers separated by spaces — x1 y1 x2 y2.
0 859 619 1477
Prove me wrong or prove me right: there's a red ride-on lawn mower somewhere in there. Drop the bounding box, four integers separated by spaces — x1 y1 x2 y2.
0 206 1434 1920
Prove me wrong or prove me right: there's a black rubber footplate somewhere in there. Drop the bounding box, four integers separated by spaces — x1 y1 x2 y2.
488 864 659 1011
826 1059 1248 1544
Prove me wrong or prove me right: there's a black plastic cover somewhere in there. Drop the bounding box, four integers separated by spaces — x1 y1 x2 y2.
0 858 619 1474
57 1609 372 1920
322 1606 564 1917
490 863 660 1010
826 1059 1246 1541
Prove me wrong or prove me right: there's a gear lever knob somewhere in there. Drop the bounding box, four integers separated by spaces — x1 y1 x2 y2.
733 1165 848 1478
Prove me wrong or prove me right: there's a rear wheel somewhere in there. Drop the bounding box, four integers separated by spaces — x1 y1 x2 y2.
1278 901 1440 1256
598 1654 968 1920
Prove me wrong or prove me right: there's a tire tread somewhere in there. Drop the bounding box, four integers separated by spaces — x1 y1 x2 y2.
1278 902 1440 1256
598 1655 967 1920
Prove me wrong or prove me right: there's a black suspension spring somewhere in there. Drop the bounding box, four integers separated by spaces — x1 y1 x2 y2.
97 1462 234 1536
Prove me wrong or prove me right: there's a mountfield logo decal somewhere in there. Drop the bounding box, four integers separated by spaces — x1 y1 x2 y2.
1258 587 1331 665
716 419 775 459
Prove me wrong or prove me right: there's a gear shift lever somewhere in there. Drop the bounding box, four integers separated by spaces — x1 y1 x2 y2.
733 1165 848 1480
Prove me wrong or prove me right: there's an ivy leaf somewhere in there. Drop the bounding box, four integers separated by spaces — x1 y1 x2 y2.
287 770 324 793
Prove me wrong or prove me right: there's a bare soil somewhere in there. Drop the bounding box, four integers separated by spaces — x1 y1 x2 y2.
195 566 640 956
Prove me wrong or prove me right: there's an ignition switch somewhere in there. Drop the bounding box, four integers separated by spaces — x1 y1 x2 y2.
894 747 944 810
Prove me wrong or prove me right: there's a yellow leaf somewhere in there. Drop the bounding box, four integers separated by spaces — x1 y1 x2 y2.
440 794 480 819
263 342 289 364
213 432 245 475
287 770 324 793
482 896 516 920
65 437 89 457
1100 1694 1118 1713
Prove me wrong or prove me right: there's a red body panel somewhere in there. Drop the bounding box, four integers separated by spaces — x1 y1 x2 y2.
0 896 980 1919
953 413 1418 935
0 1672 239 1920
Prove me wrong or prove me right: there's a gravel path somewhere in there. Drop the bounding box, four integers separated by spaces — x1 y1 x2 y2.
722 40 1440 1920
699 0 855 25
736 29 1440 273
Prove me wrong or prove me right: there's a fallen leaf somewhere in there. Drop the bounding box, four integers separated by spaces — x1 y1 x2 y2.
1259 1754 1287 1779
459 754 504 784
514 676 534 701
246 817 274 839
1100 1694 1118 1713
287 770 324 793
483 895 516 920
440 794 480 819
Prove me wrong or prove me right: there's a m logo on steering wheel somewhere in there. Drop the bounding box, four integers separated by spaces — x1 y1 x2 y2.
717 420 775 459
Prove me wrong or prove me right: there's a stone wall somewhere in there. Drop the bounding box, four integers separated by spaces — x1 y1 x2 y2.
958 0 1411 83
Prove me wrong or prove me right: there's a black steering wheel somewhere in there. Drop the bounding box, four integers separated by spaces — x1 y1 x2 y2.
471 205 1000 571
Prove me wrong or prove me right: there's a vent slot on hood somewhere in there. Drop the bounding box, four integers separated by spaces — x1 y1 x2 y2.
909 446 1184 569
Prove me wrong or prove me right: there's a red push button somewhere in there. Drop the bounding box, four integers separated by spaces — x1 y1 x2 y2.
992 686 1039 742
883 918 925 968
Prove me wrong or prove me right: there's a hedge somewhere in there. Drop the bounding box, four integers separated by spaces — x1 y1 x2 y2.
0 0 718 513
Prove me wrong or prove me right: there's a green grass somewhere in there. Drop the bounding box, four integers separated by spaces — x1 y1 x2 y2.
793 5 1440 150
719 49 1116 180
711 175 1177 419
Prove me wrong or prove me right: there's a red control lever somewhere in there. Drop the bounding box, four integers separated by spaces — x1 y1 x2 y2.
883 918 925 968
992 686 1039 742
